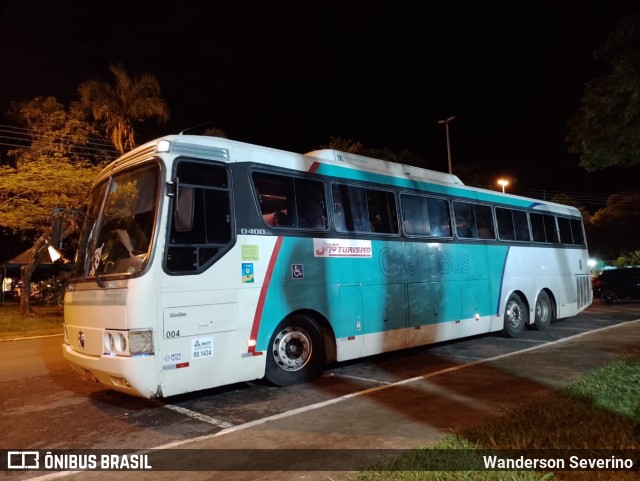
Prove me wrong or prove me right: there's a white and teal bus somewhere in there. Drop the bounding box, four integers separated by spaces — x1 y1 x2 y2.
62 135 592 398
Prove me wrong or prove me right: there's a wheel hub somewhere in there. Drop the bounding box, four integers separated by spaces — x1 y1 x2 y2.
507 302 522 328
272 327 311 372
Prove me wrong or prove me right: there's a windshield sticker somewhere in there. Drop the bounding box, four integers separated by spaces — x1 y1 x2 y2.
241 244 259 261
242 263 254 283
313 239 373 258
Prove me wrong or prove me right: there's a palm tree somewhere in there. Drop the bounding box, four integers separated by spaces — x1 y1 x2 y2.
78 63 169 155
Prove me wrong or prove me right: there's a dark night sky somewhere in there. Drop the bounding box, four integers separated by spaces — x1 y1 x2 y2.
1 0 639 201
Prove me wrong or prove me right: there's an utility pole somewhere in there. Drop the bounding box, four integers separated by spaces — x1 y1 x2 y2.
437 116 455 174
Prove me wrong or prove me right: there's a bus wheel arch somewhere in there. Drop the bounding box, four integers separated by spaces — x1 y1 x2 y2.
530 289 556 331
502 291 529 338
264 311 331 387
295 309 337 363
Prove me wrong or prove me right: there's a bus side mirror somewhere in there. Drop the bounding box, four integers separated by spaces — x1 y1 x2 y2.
175 186 194 232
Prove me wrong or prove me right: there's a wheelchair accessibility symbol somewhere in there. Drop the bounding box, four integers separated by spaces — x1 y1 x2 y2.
291 264 304 279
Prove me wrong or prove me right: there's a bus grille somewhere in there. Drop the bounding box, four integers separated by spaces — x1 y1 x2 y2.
576 275 592 309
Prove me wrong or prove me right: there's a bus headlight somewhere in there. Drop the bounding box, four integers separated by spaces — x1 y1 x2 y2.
104 329 154 357
129 329 154 356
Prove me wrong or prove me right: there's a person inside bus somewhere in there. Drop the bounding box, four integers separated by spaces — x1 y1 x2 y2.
455 217 474 238
299 199 326 229
273 211 289 227
429 221 446 237
333 204 347 231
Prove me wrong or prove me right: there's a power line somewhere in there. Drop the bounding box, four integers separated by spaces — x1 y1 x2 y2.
0 138 118 161
0 125 119 161
0 125 117 153
0 124 116 149
0 125 633 211
0 141 116 162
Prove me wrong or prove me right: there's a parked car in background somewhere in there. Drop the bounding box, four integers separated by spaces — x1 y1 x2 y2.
592 267 640 304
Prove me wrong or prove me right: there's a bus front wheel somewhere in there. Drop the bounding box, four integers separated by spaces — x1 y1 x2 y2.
503 293 527 338
265 314 325 387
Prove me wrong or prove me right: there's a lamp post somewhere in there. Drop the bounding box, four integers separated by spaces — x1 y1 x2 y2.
437 116 455 174
497 178 509 193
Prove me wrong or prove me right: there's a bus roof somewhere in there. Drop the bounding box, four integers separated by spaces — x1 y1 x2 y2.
101 135 465 187
305 149 465 187
98 135 581 217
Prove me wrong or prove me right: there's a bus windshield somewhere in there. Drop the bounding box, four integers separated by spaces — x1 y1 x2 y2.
72 163 160 280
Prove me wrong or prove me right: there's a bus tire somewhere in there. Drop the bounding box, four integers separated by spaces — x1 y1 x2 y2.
503 293 527 338
531 290 552 331
265 314 325 387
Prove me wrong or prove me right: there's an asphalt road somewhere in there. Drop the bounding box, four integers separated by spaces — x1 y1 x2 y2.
1 300 640 479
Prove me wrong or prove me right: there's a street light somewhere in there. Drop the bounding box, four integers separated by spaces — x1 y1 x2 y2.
45 240 64 262
497 178 509 193
437 116 455 174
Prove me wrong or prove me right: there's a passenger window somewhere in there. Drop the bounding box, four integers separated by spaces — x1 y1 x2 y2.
332 184 398 234
475 205 495 239
570 219 585 245
496 207 515 240
513 210 530 241
400 194 451 237
557 217 573 244
453 202 495 240
530 213 546 242
453 202 475 238
332 184 368 232
530 213 559 243
543 214 559 243
496 207 530 242
401 194 430 236
252 172 327 230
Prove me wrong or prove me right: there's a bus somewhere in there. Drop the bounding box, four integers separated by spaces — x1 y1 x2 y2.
62 135 592 398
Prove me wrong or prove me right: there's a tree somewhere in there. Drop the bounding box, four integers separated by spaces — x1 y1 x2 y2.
78 63 170 155
566 13 640 171
319 136 425 167
320 136 367 155
0 97 110 315
614 250 640 267
548 194 591 222
587 191 640 262
203 127 227 138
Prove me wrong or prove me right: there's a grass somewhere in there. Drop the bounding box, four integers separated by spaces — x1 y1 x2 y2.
0 302 64 340
351 357 640 481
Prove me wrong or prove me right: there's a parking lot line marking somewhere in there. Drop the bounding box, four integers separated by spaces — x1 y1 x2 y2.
327 373 391 385
172 319 640 445
163 404 234 429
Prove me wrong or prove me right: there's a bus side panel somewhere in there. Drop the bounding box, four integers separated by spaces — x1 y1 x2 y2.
361 283 407 356
156 236 283 396
337 285 364 360
254 238 513 363
407 281 442 328
501 245 591 321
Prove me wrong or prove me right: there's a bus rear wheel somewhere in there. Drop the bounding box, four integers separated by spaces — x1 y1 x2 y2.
503 293 527 338
531 290 552 331
265 314 325 387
